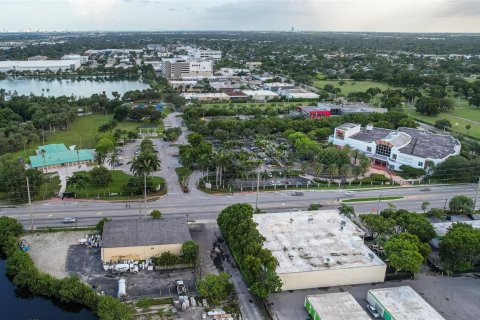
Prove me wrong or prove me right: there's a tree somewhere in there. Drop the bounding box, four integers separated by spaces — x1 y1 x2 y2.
150 209 161 219
89 166 113 188
0 216 23 253
338 203 355 219
156 251 178 266
181 240 199 265
198 273 233 306
129 149 161 210
359 214 395 239
434 119 451 130
440 223 480 273
421 201 430 214
96 217 111 234
97 295 134 320
466 124 472 135
164 127 182 142
449 195 474 215
384 233 426 274
107 152 118 171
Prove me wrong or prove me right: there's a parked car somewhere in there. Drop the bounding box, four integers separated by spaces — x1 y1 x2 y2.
63 217 76 224
366 304 380 318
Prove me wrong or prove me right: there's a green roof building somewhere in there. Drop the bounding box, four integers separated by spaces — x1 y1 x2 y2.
30 143 94 169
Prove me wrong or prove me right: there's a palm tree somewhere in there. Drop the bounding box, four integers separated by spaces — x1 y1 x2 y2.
313 163 324 178
129 150 161 217
197 153 211 178
213 151 230 187
327 164 339 181
107 152 118 171
358 154 371 176
40 148 46 173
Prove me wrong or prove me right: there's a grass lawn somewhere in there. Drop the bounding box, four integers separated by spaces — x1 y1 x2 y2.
342 196 404 203
312 80 402 96
5 113 163 162
65 170 166 200
404 108 480 139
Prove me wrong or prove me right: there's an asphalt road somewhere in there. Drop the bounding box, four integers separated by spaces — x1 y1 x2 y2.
2 184 477 228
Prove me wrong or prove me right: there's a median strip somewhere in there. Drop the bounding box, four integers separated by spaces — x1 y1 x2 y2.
342 196 404 203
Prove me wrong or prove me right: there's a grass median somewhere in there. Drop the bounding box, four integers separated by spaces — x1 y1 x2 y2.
342 196 404 203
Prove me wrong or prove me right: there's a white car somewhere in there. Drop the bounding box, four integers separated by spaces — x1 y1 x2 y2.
366 304 380 318
63 217 76 224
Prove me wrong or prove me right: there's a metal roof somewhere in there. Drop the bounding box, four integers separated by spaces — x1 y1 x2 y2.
102 217 191 248
29 144 94 168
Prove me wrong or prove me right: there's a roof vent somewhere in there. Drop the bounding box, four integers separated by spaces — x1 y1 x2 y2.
368 253 375 261
340 220 346 230
366 124 373 131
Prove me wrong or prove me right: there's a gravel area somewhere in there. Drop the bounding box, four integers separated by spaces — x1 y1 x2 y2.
22 231 88 279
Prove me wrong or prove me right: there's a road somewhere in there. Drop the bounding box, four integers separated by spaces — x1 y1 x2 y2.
1 184 477 228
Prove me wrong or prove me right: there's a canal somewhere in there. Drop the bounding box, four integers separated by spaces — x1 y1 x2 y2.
0 259 97 320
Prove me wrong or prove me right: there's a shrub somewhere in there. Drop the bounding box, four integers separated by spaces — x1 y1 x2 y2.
154 251 178 266
150 210 162 219
96 217 111 234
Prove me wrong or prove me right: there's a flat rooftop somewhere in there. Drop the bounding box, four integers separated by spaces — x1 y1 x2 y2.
433 220 480 236
398 127 460 159
252 210 385 274
102 217 191 248
369 286 445 320
306 293 370 320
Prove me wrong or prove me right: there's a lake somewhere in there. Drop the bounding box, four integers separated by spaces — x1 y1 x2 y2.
0 78 150 98
0 259 97 320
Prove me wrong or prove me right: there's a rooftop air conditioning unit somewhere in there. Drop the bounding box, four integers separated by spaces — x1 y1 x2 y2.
366 124 373 131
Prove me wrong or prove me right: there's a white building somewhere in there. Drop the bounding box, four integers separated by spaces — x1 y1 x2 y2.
61 54 89 64
0 60 81 73
278 88 320 99
263 82 295 92
189 48 222 61
305 293 371 320
242 89 279 101
253 210 386 291
218 68 250 76
180 92 230 102
367 286 445 320
162 58 213 78
330 123 461 170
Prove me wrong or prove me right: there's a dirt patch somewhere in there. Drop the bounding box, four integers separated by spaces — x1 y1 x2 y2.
22 231 89 279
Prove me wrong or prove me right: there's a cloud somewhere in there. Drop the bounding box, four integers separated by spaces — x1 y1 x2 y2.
438 0 480 17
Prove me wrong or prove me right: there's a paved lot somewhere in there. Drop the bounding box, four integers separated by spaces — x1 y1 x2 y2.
66 245 196 299
268 274 480 320
189 223 219 277
23 231 86 278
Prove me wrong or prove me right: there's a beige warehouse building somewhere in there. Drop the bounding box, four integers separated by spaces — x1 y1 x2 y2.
101 217 191 262
253 210 386 291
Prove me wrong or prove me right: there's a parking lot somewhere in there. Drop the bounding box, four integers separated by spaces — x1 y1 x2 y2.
267 273 480 320
66 245 197 299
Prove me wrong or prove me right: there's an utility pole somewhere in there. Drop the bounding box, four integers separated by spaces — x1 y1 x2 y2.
255 166 260 212
144 173 148 218
26 176 33 231
474 177 480 211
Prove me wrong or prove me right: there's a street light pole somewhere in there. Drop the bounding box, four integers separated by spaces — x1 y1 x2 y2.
255 166 260 212
26 176 33 231
473 177 480 211
376 194 382 214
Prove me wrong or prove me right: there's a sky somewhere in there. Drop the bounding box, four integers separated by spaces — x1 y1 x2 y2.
0 0 479 32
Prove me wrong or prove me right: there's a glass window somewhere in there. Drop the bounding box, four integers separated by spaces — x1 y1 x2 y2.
418 162 423 167
392 154 397 160
375 144 392 157
366 146 372 152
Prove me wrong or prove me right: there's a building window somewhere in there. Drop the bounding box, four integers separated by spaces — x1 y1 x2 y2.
375 144 392 157
366 146 372 152
335 130 345 140
392 154 397 160
418 162 423 167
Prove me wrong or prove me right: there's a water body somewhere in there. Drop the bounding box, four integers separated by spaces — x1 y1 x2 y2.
0 259 97 320
0 78 150 98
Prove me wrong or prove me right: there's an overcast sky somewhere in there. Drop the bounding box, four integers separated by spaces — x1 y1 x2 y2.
1 0 479 32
